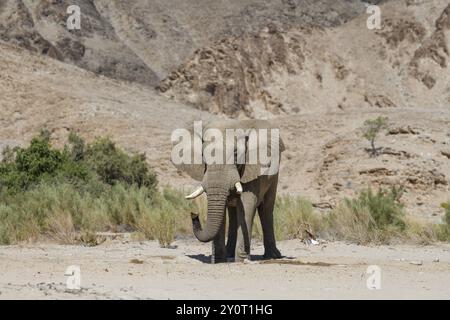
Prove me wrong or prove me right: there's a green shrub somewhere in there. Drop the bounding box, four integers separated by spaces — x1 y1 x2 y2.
0 131 157 194
355 186 405 230
84 137 157 189
67 131 85 161
0 131 91 193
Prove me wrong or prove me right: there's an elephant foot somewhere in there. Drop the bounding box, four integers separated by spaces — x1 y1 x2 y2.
212 237 227 264
211 249 227 264
263 246 282 260
234 251 250 263
211 255 227 264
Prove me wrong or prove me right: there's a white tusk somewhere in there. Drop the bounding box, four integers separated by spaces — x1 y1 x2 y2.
185 186 205 200
235 182 243 194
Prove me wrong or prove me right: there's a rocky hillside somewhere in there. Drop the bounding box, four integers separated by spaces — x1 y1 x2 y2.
160 0 450 118
0 0 370 84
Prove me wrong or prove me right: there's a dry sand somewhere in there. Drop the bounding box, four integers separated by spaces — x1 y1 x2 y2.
0 239 449 300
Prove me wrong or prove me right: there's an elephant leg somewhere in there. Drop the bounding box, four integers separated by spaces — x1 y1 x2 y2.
212 218 227 263
258 183 282 259
226 206 237 259
235 193 257 262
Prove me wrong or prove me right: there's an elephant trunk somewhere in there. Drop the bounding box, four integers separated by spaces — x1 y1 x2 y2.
191 193 227 242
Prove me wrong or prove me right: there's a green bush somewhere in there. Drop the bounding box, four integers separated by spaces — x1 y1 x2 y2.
0 131 91 192
0 131 157 194
84 137 157 189
355 186 405 230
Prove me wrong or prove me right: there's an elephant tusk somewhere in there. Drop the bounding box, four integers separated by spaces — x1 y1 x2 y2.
235 182 243 194
185 186 205 200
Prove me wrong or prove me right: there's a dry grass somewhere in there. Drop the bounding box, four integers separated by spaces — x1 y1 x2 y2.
326 201 379 244
45 211 77 244
1 183 448 246
0 183 193 246
401 216 441 244
275 196 323 240
266 189 449 245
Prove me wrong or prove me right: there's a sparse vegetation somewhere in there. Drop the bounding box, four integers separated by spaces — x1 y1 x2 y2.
252 196 322 241
0 131 448 246
441 201 450 226
437 201 450 241
326 187 406 244
274 196 322 241
0 131 190 246
362 116 388 157
256 187 449 244
0 182 193 246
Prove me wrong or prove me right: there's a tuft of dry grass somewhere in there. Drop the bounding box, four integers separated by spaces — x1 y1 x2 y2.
401 216 440 244
326 201 380 244
273 196 323 241
45 211 77 245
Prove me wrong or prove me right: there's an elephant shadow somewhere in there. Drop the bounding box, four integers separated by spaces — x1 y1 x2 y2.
186 254 295 264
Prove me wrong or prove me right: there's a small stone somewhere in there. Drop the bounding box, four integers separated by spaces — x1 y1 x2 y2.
409 260 423 266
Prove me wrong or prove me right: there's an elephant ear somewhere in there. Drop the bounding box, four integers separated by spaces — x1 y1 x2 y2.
239 129 285 184
175 162 205 181
171 126 205 181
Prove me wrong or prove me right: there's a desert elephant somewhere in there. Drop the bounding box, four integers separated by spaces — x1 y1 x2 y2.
173 119 284 263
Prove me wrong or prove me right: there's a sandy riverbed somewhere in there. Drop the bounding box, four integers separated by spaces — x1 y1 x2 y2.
0 238 449 299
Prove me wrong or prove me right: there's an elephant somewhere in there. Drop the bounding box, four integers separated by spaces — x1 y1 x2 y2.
172 119 285 263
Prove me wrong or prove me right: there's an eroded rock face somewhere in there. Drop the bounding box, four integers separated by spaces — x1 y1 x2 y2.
0 0 369 86
409 4 450 89
0 1 61 59
377 18 426 49
0 0 158 85
159 2 450 118
158 25 307 117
